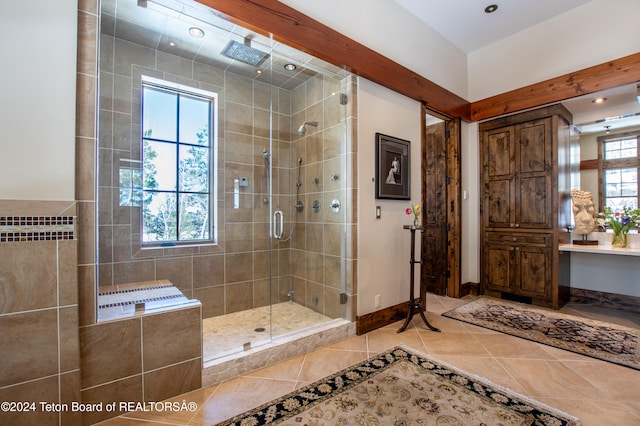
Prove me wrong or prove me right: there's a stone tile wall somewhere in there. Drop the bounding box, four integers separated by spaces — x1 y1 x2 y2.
0 201 81 426
78 304 202 425
92 2 358 323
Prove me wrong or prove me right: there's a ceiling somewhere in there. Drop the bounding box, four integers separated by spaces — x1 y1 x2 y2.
561 83 640 134
393 0 640 134
108 0 639 134
393 0 592 54
102 0 347 90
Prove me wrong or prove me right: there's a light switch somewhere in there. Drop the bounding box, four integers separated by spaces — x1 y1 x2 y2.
375 205 381 219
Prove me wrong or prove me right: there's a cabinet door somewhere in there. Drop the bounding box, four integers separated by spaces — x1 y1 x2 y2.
483 127 515 228
483 242 514 293
515 245 550 299
515 119 552 229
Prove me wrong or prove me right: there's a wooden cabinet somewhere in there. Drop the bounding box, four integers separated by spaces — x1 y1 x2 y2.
480 105 575 309
484 119 552 230
483 233 550 299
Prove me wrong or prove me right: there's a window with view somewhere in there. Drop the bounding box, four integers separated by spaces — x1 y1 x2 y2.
140 78 217 245
599 131 640 212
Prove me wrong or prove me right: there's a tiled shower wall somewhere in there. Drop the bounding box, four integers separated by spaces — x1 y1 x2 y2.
75 2 203 424
96 32 292 317
1 0 357 424
0 201 81 426
78 303 202 425
289 78 357 320
94 11 357 321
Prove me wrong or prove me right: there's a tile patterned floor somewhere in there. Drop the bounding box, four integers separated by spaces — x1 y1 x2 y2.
202 302 334 361
98 294 640 425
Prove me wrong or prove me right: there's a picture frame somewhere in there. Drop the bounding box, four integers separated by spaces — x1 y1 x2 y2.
375 133 410 199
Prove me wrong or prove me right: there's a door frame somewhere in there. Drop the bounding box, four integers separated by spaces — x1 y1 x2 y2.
421 104 462 298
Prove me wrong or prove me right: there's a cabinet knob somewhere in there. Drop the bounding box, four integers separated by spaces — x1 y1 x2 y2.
512 237 517 241
515 223 520 228
515 247 520 251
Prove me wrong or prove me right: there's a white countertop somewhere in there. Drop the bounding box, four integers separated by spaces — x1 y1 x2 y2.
559 243 640 257
560 232 640 256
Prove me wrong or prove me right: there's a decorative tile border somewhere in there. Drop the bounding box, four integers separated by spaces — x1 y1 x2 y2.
0 216 76 242
98 283 185 309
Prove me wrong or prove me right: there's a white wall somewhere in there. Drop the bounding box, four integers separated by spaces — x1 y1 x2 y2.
569 232 640 298
0 1 77 201
468 0 640 101
571 253 640 297
280 0 639 291
357 78 422 315
278 0 468 99
461 122 480 284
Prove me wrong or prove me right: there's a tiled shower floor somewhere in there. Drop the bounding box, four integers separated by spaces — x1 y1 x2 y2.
202 302 334 361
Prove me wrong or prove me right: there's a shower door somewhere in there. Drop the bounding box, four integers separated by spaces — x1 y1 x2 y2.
96 0 352 361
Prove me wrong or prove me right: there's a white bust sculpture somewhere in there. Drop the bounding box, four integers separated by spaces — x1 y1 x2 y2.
571 188 596 235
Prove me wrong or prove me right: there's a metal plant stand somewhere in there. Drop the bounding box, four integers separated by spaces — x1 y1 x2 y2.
397 225 441 333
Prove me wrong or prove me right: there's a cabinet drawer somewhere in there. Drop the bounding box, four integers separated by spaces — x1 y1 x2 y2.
486 232 550 245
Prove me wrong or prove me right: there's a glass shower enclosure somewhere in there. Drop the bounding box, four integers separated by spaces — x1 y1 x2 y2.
96 0 354 361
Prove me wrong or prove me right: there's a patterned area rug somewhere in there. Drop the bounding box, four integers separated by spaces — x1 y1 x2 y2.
219 346 579 425
443 297 640 370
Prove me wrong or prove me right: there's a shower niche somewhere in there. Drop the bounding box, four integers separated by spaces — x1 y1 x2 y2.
96 0 356 361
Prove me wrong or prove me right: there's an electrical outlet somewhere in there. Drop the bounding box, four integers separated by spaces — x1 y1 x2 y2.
375 294 381 308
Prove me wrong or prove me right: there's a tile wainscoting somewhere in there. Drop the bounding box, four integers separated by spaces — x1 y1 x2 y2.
0 199 203 425
0 200 81 426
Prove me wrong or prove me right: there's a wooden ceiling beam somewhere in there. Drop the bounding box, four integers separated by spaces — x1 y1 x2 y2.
470 53 640 122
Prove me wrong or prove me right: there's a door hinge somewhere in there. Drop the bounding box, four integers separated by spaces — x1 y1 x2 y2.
446 223 451 232
445 128 450 139
445 176 451 185
446 270 451 278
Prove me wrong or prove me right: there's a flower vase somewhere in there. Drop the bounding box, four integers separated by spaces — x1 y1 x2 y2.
611 231 628 248
413 218 419 227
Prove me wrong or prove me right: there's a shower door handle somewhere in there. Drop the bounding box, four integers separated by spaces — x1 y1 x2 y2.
273 209 284 239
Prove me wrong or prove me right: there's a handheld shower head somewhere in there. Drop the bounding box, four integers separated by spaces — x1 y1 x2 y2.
297 121 318 136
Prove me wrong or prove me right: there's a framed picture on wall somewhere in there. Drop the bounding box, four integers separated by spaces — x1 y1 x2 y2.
375 133 410 199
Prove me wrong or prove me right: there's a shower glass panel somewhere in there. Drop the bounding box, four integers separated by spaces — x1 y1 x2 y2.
97 0 352 362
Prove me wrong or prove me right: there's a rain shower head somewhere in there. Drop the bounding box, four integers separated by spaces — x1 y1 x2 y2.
221 37 270 67
297 121 318 136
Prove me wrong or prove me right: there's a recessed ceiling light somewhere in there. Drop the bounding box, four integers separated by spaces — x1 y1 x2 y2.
284 63 297 71
169 41 175 47
484 4 498 13
189 27 205 38
592 97 607 104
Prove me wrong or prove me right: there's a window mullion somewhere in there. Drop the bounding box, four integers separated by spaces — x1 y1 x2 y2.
175 93 181 241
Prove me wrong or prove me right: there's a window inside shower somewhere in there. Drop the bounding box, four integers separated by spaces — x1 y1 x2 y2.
140 78 218 246
97 0 356 362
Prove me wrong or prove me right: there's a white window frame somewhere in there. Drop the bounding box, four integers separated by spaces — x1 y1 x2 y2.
140 75 219 247
598 130 640 212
